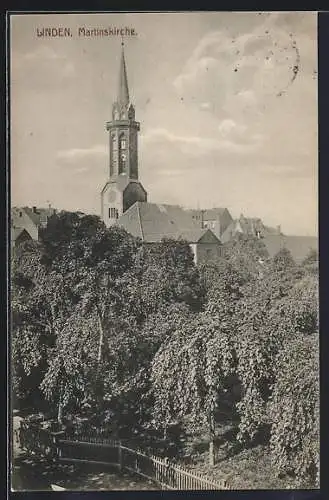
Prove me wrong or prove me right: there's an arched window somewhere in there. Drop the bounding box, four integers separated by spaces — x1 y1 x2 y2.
119 133 127 174
128 105 135 120
111 133 117 150
120 152 127 173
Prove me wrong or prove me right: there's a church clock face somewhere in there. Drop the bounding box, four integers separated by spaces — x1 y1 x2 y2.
108 190 117 203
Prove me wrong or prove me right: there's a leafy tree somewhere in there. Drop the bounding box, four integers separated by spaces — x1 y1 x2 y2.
224 235 269 280
12 240 53 408
118 240 205 325
229 249 318 446
151 312 235 465
269 334 319 486
301 248 318 276
200 259 247 320
38 214 141 419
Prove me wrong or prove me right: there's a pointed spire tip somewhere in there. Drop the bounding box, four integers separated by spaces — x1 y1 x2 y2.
117 41 129 107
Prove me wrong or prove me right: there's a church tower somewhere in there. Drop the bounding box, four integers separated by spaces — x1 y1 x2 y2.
101 42 147 227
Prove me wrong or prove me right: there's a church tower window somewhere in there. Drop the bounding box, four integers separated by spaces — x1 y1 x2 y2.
109 207 119 219
119 132 127 174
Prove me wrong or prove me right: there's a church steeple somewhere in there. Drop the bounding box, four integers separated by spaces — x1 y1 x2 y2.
101 41 147 228
117 42 130 108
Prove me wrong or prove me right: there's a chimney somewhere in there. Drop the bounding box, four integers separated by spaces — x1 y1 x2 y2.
33 206 37 213
201 209 205 229
277 225 281 234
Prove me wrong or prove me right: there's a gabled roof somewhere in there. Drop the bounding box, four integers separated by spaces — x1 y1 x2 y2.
11 227 27 240
118 202 221 244
179 228 220 244
238 216 264 234
14 207 56 226
220 215 281 243
11 227 33 245
220 220 236 243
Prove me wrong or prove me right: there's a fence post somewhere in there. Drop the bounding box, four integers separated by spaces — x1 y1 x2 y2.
51 431 65 462
164 457 169 489
118 441 123 472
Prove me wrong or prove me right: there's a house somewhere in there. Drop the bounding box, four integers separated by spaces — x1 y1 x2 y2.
219 213 317 263
220 213 281 243
11 227 33 247
185 208 233 240
11 206 57 248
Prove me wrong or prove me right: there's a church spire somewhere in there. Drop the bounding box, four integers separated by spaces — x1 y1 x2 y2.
117 41 129 107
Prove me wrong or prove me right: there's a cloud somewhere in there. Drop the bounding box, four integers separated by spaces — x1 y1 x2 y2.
11 45 76 83
57 144 107 161
141 127 261 156
24 45 61 61
173 12 316 121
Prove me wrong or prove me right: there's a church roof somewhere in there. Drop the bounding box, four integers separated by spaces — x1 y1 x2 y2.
117 43 129 107
118 202 221 243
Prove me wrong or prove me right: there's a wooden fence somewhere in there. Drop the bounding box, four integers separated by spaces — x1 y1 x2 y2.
55 433 231 490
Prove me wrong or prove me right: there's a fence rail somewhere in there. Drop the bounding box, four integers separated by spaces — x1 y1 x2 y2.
56 434 231 490
19 426 231 490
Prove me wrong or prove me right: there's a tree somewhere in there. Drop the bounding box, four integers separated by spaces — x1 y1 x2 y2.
200 259 247 320
37 214 141 420
12 240 54 408
269 334 319 486
151 312 235 465
230 248 318 446
118 239 205 325
224 235 269 280
301 248 318 276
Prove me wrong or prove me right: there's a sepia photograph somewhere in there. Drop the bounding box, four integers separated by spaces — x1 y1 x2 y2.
10 11 319 491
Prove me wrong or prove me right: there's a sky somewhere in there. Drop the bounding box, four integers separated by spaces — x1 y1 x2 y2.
10 12 318 236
